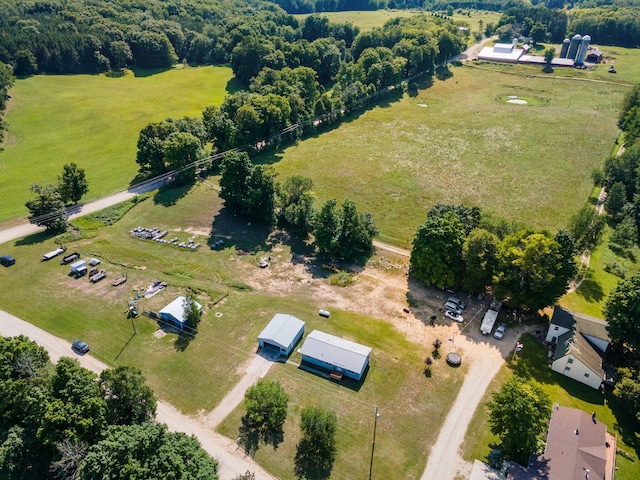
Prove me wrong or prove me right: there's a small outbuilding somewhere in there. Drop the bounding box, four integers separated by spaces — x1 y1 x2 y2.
299 330 372 381
159 296 202 330
258 313 305 357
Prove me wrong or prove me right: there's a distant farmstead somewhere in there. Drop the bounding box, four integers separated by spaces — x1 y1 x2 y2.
159 296 202 330
299 330 372 381
258 313 305 357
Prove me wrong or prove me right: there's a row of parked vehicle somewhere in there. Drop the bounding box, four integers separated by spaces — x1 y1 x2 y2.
444 296 465 323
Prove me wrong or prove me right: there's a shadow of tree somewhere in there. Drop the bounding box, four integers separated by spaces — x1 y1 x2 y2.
174 331 195 351
294 439 334 480
153 182 194 207
14 229 59 246
237 416 285 456
435 65 453 81
575 270 605 303
209 207 274 255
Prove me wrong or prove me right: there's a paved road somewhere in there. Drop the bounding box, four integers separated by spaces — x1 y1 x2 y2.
0 308 277 480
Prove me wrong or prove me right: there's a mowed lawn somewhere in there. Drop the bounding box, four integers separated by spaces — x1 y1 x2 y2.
459 334 640 480
261 64 627 247
0 65 234 222
0 182 466 479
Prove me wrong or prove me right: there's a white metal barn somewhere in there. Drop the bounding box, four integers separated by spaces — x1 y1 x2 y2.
258 313 305 357
299 330 372 381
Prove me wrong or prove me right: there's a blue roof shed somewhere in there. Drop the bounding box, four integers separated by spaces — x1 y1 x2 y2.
159 296 202 330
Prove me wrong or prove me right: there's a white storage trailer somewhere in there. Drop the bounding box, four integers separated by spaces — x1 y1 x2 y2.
70 260 87 276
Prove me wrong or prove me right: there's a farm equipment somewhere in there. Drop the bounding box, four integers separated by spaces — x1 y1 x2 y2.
61 252 80 265
112 274 127 286
90 270 106 283
42 247 66 261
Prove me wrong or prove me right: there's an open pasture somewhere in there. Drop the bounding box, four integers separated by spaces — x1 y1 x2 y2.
294 9 501 34
0 65 234 222
0 182 467 478
262 63 627 247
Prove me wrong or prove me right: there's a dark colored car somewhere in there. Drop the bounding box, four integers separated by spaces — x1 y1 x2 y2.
72 339 90 354
0 255 15 267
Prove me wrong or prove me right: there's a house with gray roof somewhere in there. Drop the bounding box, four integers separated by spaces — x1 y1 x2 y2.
258 313 305 357
299 330 372 381
546 308 610 390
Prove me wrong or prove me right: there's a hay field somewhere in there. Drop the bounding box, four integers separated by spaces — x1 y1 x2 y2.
264 64 627 246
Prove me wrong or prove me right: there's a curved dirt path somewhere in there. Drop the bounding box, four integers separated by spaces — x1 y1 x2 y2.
0 308 277 480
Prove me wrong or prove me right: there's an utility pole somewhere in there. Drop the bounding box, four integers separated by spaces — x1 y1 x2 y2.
369 406 380 480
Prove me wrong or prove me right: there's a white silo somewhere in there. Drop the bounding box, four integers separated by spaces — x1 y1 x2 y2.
560 38 570 58
512 37 518 49
576 34 591 64
567 34 582 60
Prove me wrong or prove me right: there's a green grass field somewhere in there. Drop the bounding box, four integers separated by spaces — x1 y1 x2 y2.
0 65 235 222
459 334 640 480
259 63 628 247
0 183 466 478
294 9 501 34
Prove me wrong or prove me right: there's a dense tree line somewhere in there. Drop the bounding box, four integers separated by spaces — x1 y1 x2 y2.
0 61 13 142
218 151 378 260
568 7 640 48
0 335 217 480
409 204 577 311
489 4 567 43
0 0 463 77
599 82 640 256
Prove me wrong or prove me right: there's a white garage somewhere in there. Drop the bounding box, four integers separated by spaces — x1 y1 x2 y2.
258 313 305 357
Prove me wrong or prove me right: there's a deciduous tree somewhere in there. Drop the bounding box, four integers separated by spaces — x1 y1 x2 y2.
603 272 640 351
295 406 337 477
277 175 315 237
79 423 218 479
25 184 68 232
58 163 89 205
313 200 342 258
463 228 499 294
410 211 466 288
487 377 551 464
568 205 606 255
99 366 157 426
243 380 288 434
492 230 575 311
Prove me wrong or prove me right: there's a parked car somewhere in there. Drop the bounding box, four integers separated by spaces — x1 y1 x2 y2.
445 310 463 323
444 301 463 315
447 296 466 310
494 323 507 340
0 255 15 267
72 339 90 353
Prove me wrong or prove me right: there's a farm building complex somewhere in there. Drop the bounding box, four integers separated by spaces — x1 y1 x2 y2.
478 35 599 67
299 330 372 381
159 296 202 330
258 313 305 357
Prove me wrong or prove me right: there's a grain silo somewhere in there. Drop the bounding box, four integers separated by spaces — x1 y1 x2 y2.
567 34 582 60
560 38 570 58
576 34 591 64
